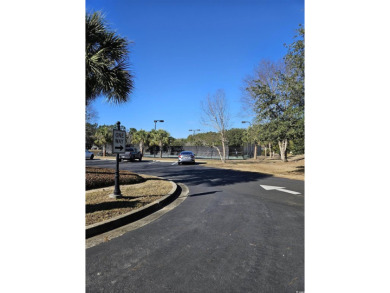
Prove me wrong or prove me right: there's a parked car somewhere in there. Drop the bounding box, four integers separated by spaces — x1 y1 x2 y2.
120 147 143 162
178 151 195 165
85 150 94 160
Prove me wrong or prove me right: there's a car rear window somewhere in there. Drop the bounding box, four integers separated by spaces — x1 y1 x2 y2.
181 152 193 155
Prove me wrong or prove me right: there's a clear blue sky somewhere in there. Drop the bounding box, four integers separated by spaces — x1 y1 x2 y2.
86 0 304 138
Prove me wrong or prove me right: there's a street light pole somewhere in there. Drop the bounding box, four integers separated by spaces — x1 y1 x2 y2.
242 121 252 159
189 129 201 156
154 119 164 130
189 129 200 136
153 120 164 157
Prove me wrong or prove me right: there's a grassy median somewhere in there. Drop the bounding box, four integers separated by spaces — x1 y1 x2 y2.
86 167 173 226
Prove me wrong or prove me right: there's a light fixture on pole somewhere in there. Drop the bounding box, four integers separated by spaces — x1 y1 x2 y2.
241 121 252 127
189 129 201 136
154 120 164 130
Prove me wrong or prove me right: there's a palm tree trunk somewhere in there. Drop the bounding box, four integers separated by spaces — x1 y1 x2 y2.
139 141 144 155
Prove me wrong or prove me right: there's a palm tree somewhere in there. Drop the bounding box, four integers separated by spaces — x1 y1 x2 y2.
132 130 150 155
86 11 134 105
150 129 170 158
126 128 137 146
94 125 114 156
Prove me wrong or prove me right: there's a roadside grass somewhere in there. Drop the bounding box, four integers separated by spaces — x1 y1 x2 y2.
203 155 305 181
86 167 172 226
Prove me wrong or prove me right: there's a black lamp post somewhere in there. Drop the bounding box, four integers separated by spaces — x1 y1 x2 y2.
110 121 123 198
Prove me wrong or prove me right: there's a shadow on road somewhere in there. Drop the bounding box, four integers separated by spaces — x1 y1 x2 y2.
87 160 274 187
159 167 272 187
189 190 222 197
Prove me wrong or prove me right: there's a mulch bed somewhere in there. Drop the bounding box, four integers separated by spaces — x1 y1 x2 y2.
86 167 145 190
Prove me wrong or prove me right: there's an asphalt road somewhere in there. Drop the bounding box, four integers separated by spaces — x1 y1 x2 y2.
86 158 304 292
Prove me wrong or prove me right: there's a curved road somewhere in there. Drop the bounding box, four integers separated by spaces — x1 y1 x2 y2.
86 159 304 292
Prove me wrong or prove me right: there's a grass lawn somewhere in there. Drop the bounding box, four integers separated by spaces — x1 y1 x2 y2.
203 155 304 181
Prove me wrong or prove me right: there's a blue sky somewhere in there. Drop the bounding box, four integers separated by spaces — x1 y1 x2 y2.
86 0 304 138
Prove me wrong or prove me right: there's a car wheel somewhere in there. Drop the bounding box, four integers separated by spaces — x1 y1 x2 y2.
139 156 142 161
90 154 94 160
178 162 181 165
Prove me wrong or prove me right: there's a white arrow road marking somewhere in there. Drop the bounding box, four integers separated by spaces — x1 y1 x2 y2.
260 185 301 195
276 189 301 195
171 162 178 165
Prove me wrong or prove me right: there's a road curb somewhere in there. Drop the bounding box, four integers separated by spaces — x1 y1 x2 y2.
86 181 180 239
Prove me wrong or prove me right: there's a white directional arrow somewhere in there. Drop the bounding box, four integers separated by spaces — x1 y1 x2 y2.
260 185 301 195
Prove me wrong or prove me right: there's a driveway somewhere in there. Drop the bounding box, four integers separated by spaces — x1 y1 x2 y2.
86 159 304 292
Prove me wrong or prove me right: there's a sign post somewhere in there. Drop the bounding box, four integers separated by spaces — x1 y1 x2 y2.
110 121 126 198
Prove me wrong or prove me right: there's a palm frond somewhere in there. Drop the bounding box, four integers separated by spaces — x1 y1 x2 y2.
86 11 134 104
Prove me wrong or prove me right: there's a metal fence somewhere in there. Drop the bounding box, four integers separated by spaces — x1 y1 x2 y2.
142 144 261 160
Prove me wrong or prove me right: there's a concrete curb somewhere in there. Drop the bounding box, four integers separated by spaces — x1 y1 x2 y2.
86 181 180 239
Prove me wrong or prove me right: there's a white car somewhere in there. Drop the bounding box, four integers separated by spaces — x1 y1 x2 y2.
85 150 94 160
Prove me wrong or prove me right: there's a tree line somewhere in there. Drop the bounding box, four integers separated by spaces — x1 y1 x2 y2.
85 123 303 159
86 125 170 158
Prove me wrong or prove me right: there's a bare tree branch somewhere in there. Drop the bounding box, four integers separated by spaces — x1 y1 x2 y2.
201 89 231 163
240 59 285 116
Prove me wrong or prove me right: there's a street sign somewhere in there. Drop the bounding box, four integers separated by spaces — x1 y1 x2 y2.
112 129 126 153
